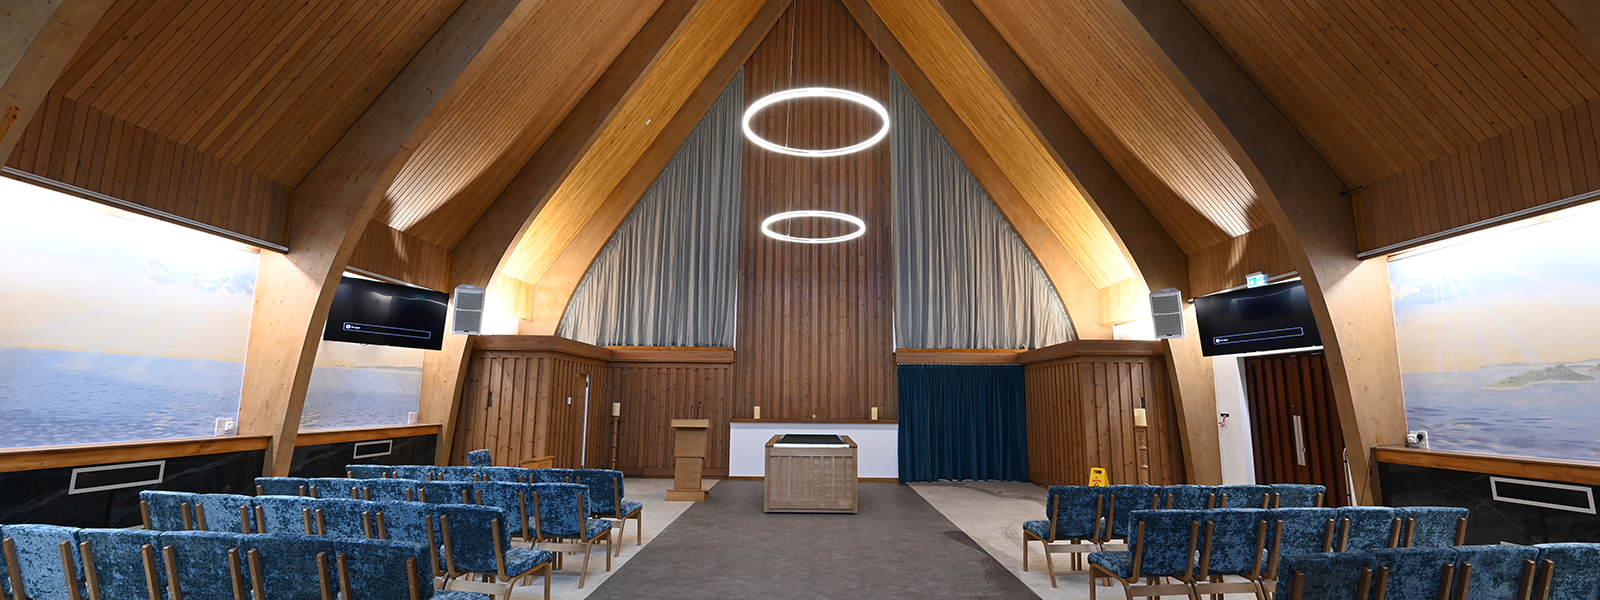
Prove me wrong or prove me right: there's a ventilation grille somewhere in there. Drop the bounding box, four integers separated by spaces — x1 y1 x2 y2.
452 284 485 335
1150 288 1185 339
70 461 165 495
1490 476 1595 514
353 440 393 459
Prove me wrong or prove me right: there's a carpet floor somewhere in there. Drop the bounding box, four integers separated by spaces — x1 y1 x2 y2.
583 480 1041 600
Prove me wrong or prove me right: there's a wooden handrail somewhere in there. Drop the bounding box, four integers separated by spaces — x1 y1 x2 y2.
1373 446 1600 486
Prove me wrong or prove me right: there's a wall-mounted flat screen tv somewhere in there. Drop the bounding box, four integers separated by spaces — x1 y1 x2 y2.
1195 280 1321 356
322 276 449 351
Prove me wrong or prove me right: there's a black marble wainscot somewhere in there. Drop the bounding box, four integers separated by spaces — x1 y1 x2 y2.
1380 461 1600 544
287 434 436 478
0 449 264 529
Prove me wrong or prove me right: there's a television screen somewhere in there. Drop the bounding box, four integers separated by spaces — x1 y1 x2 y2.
322 276 450 351
1195 280 1322 356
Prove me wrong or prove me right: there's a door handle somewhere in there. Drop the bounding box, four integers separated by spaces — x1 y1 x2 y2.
1292 415 1307 467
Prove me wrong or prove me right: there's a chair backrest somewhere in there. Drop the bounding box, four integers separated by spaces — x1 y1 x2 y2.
254 477 309 497
529 483 591 540
1279 552 1376 600
418 480 475 504
78 528 166 600
1105 484 1162 539
360 478 420 502
314 498 380 539
467 449 493 468
391 466 436 481
433 467 480 482
474 482 535 540
345 464 393 479
308 478 362 499
574 469 624 515
157 530 247 600
195 493 256 534
1272 483 1326 508
373 502 443 576
435 504 514 576
1200 508 1269 577
240 534 335 600
1396 506 1469 548
1454 544 1538 600
1369 547 1458 600
1127 509 1203 578
3 524 86 600
1217 484 1274 509
1337 506 1399 551
1043 486 1104 540
526 468 574 484
140 490 199 531
1533 543 1600 600
477 467 529 484
1268 508 1338 576
255 495 321 535
332 538 436 600
1164 484 1217 510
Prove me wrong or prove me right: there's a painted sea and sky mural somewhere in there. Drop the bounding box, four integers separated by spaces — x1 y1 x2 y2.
1390 204 1600 462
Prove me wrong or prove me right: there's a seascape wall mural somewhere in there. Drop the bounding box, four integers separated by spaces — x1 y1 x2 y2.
0 178 260 448
1389 204 1600 462
299 336 423 430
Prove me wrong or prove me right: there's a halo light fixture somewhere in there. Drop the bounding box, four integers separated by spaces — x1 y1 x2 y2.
742 87 889 157
760 210 866 244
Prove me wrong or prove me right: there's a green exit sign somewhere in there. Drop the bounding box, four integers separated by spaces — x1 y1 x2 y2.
1245 272 1268 288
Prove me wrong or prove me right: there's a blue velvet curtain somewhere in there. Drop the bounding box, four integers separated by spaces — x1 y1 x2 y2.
898 364 1028 482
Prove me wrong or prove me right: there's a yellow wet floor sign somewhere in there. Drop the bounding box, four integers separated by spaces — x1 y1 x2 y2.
1089 467 1108 486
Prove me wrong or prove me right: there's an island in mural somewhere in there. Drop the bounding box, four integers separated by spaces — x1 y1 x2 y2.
1390 206 1600 462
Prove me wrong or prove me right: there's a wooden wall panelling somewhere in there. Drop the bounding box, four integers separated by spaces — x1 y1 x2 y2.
348 222 452 292
731 0 897 422
606 362 736 477
1551 0 1600 57
1358 97 1600 253
1022 341 1182 486
6 92 290 246
1242 352 1350 506
1187 224 1297 296
0 0 117 164
1376 446 1600 488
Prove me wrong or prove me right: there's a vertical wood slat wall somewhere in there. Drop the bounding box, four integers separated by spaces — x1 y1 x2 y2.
1242 351 1350 507
606 362 735 478
454 347 609 469
348 222 453 292
6 93 290 247
731 0 897 422
1022 341 1184 486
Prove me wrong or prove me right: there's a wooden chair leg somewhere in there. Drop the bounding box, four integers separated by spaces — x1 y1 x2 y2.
604 535 612 571
577 545 593 589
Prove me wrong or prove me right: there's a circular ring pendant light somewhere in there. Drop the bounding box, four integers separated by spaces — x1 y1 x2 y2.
742 87 889 158
760 210 867 244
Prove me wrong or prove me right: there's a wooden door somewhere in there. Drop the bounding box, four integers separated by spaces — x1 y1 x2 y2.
1242 352 1350 506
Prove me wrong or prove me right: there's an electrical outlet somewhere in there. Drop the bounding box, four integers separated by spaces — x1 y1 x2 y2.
407 411 418 425
215 418 237 436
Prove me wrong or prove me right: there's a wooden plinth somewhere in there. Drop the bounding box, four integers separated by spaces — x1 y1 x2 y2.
764 434 858 513
668 419 709 501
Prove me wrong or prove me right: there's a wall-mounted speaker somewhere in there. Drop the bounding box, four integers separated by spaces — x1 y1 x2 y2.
451 284 485 335
1150 288 1186 339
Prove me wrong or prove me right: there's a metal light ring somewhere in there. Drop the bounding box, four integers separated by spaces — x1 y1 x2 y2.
760 210 867 244
742 87 890 158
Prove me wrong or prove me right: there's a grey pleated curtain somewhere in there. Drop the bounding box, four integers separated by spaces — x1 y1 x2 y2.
890 73 1075 349
556 70 744 347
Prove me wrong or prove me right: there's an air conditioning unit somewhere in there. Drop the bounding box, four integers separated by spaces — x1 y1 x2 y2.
1150 288 1186 339
451 284 485 335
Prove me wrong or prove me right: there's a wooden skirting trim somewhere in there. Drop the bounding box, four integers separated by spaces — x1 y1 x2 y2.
728 476 899 483
1019 340 1165 365
0 435 271 473
1374 446 1600 487
895 348 1025 364
728 419 898 424
471 335 612 361
293 424 441 447
607 346 735 364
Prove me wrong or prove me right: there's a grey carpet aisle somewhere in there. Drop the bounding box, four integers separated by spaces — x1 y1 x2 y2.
584 480 1041 600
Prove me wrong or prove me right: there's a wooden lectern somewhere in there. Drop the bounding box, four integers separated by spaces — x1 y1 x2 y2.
667 419 710 501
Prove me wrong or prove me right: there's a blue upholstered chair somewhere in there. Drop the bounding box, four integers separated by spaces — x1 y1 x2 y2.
361 477 420 502
1278 552 1376 600
391 465 437 481
1163 484 1217 510
336 538 500 600
1217 484 1275 509
139 490 199 531
1370 547 1458 600
308 477 362 499
1453 544 1538 600
194 493 256 534
374 501 444 577
239 534 335 600
574 469 641 555
474 481 543 543
1397 506 1469 548
3 524 86 600
434 467 481 482
1194 508 1271 597
1021 485 1104 587
157 530 248 600
435 504 553 594
1337 506 1400 552
467 449 493 468
1087 509 1203 600
1100 484 1161 545
528 483 612 588
478 467 530 484
255 495 320 535
1272 483 1326 508
527 469 574 484
254 476 309 497
1532 543 1600 600
1266 508 1339 582
312 498 380 539
419 481 476 505
345 464 393 479
77 528 166 600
